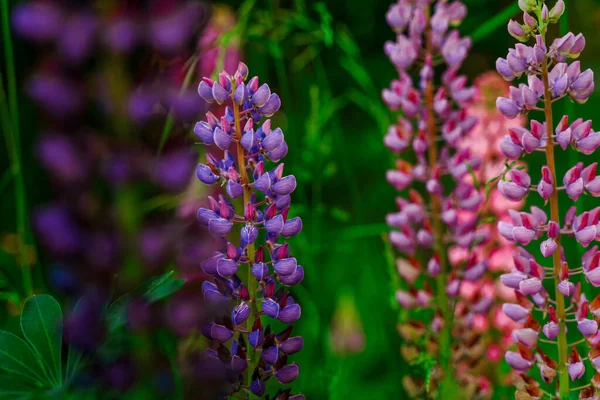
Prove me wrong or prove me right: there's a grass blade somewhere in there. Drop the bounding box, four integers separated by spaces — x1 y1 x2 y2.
470 3 520 44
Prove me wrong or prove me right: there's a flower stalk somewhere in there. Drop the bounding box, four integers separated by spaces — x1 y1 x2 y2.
541 53 570 397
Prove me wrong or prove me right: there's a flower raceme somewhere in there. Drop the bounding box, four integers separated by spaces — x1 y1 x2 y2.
383 0 491 397
194 63 305 399
495 1 600 398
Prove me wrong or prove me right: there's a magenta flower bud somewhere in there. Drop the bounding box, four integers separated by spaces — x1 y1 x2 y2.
508 20 527 41
550 0 565 22
386 170 413 191
537 166 554 200
564 163 585 200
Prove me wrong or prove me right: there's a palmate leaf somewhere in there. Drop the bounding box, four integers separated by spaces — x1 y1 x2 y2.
0 331 48 387
0 373 39 400
20 295 63 387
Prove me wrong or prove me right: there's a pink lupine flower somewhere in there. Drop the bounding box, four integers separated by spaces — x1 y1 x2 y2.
496 1 600 397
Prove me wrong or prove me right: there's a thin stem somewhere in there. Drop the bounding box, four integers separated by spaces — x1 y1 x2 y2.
0 0 33 297
233 89 258 390
541 51 570 398
424 6 452 394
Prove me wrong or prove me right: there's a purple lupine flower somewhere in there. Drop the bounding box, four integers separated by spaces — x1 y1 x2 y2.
496 2 598 396
382 0 491 394
194 62 304 398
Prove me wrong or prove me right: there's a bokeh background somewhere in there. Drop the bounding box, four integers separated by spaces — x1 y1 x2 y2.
1 0 600 399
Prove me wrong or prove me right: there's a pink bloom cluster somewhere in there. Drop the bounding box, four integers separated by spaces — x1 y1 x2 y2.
383 0 492 396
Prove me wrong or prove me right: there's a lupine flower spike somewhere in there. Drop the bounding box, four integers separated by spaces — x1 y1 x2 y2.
384 1 491 396
496 1 600 398
195 63 305 398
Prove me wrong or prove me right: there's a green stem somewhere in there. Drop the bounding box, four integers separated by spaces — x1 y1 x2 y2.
424 6 452 395
0 0 33 297
232 87 258 391
541 46 570 399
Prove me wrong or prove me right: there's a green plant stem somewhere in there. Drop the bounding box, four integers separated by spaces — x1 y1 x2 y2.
232 88 258 391
424 7 452 396
1 0 33 298
541 49 570 399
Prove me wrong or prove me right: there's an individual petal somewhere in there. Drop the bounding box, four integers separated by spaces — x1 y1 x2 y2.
194 121 214 144
543 322 560 340
253 173 272 193
216 258 238 277
265 214 284 235
505 351 533 372
231 302 251 326
272 175 297 195
279 266 304 286
274 257 298 276
512 328 539 348
540 238 558 257
252 262 269 281
275 364 299 384
262 298 280 319
278 304 301 324
503 303 529 324
251 84 271 107
497 97 521 119
208 218 233 237
281 217 303 237
280 336 303 354
519 277 542 295
213 127 231 150
262 128 284 152
577 319 598 338
226 180 243 198
259 94 281 117
196 164 219 184
568 362 585 381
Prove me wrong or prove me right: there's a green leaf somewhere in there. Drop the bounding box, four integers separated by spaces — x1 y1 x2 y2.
65 346 84 384
0 331 48 386
20 295 63 387
470 3 520 44
0 374 37 399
